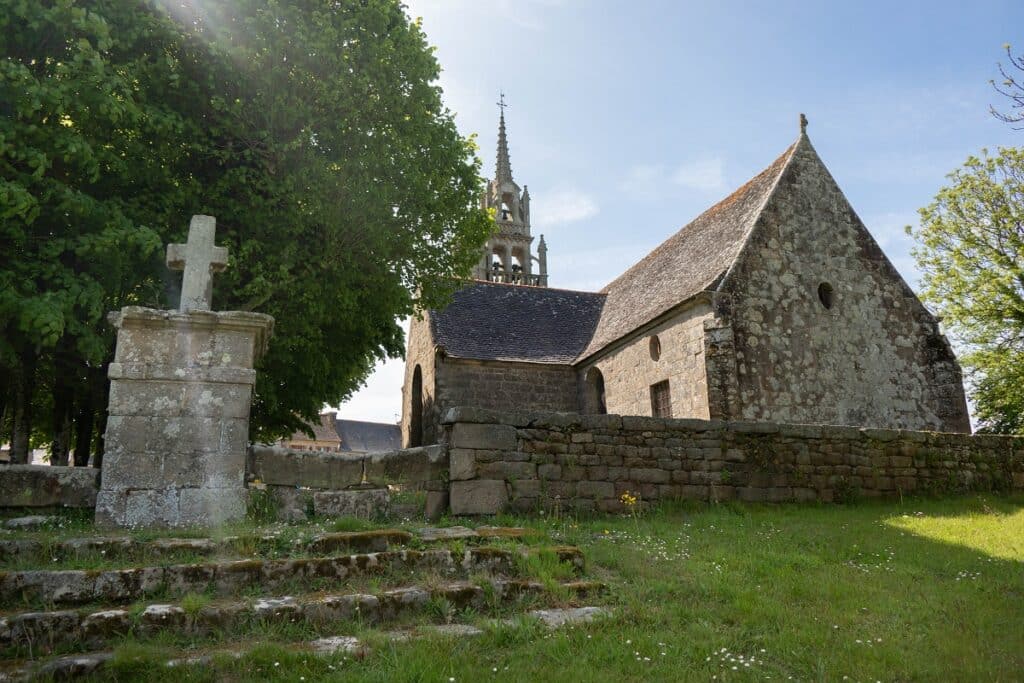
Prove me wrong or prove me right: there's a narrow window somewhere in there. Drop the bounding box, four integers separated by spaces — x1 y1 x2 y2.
649 335 661 361
650 380 672 418
817 282 834 309
410 365 423 447
585 367 607 415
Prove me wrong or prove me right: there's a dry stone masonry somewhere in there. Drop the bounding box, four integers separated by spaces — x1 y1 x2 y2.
95 216 274 529
442 407 1022 515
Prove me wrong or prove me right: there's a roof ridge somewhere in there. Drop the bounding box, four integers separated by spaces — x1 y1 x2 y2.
464 278 607 297
598 140 798 296
714 135 805 292
577 136 804 362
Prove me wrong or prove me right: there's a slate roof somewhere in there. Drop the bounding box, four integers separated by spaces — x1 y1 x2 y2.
430 281 607 364
577 140 798 360
335 419 401 454
427 136 803 366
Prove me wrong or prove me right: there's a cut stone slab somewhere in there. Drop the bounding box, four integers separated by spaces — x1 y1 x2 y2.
424 623 484 638
416 526 478 542
309 635 365 655
312 488 389 518
449 480 508 516
528 606 610 628
3 515 56 531
307 529 412 554
449 449 477 481
450 423 517 450
33 653 112 680
476 526 537 539
424 491 448 521
0 465 98 509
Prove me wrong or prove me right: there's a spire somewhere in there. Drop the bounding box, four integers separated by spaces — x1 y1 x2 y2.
495 93 513 183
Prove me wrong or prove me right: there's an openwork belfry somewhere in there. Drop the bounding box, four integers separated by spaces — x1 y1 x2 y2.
96 215 274 529
473 95 548 286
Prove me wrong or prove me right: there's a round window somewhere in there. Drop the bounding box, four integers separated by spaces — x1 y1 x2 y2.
649 335 661 361
817 282 834 310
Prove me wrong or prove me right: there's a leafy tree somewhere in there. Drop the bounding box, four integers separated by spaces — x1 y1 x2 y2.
991 44 1024 127
1 1 170 462
909 148 1024 434
1 0 492 459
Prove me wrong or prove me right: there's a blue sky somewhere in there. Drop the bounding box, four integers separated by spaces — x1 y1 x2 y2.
337 0 1023 424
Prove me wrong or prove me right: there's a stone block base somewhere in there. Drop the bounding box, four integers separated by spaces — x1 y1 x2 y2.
0 466 99 509
313 488 390 518
450 480 508 516
262 486 390 522
95 487 246 529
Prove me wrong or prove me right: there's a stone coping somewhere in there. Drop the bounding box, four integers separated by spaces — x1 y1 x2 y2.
440 406 1022 445
109 306 274 359
0 465 99 509
107 363 257 385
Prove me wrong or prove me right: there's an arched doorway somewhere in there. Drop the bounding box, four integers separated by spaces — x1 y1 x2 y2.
410 365 423 447
585 367 607 415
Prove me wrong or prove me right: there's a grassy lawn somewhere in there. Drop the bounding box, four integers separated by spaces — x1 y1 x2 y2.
50 494 1024 681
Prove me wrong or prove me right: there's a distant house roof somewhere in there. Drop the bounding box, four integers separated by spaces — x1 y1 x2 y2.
430 281 607 364
335 419 401 453
577 141 797 360
293 412 343 446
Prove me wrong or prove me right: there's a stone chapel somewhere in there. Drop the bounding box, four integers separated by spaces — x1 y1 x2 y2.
400 110 971 447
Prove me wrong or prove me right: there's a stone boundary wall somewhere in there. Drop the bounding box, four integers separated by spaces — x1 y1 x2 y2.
0 466 99 509
442 407 1023 515
247 444 448 519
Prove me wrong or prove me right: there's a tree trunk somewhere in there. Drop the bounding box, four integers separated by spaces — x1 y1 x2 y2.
0 366 9 447
93 361 111 470
11 348 37 464
50 338 75 466
72 384 94 467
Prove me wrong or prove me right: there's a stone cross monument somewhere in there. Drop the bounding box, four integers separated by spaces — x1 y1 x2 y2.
166 215 228 311
96 215 274 529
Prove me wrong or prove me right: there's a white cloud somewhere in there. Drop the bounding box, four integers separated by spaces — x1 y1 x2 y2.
554 242 657 292
532 189 599 227
671 157 726 192
620 157 727 199
619 164 664 200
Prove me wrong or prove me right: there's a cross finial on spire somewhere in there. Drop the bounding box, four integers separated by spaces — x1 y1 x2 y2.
799 113 808 135
495 93 513 183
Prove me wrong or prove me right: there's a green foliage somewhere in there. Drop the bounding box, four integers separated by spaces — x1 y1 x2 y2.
0 0 492 448
246 488 278 525
909 147 1024 434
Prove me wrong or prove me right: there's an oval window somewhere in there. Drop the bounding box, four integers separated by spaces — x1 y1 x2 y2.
818 282 834 310
649 335 661 361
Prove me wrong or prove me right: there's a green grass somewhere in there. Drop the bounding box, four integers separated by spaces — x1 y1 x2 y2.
78 493 1024 682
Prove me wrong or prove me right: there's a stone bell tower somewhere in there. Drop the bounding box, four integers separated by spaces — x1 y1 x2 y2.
473 95 548 287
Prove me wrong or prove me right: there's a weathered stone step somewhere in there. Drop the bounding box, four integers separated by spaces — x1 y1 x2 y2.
415 525 541 542
4 605 612 681
0 546 585 608
0 579 606 655
0 526 542 566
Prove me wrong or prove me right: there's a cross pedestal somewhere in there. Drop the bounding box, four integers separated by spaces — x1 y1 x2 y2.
96 216 274 529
